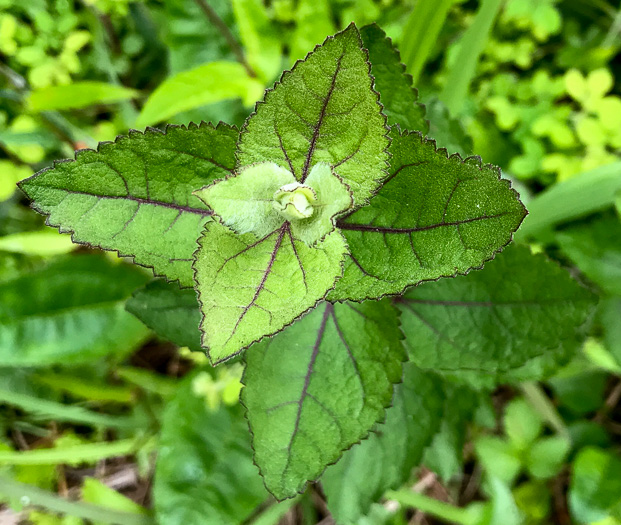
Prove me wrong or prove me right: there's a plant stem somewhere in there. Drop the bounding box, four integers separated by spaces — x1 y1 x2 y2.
385 490 473 525
192 0 256 78
0 475 153 525
521 382 570 439
400 0 454 86
440 0 503 115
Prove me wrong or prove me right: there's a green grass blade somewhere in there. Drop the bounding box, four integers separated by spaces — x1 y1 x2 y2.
400 0 454 85
440 0 503 115
0 475 153 525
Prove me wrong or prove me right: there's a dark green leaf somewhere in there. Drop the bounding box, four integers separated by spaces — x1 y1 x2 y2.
322 364 443 523
360 24 427 133
237 24 389 208
556 212 621 296
0 254 149 367
125 280 202 352
242 300 405 500
329 129 526 302
154 370 268 524
397 244 596 385
18 123 237 287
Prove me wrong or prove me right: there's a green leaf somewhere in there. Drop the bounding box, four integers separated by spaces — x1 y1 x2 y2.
475 436 522 486
242 300 405 500
0 229 75 256
27 82 138 112
193 221 347 363
526 436 570 479
329 129 526 302
359 24 427 132
289 0 335 62
154 370 268 525
195 161 352 245
237 24 389 208
0 254 149 367
556 212 621 296
503 398 543 449
397 244 596 385
125 279 202 352
569 447 621 523
322 364 443 523
135 62 264 128
600 297 621 366
18 123 237 287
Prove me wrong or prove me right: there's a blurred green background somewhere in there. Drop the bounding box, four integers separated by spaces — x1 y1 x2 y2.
1 0 620 523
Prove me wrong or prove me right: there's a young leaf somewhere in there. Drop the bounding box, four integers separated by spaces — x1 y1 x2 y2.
126 279 202 352
237 24 389 208
154 371 268 525
322 364 443 523
193 221 347 363
241 300 405 500
329 129 526 302
27 82 138 112
397 244 597 385
0 255 149 367
18 123 238 287
359 24 427 132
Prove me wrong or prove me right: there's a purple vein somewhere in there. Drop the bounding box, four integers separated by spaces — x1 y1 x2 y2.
301 53 345 182
227 225 286 341
338 212 509 234
286 224 307 291
330 307 365 403
284 303 332 472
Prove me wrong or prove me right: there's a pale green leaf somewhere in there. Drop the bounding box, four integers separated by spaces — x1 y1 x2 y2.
322 364 443 523
27 82 138 112
18 123 237 287
242 300 405 500
231 0 282 82
397 244 596 386
82 478 148 517
0 229 75 256
359 24 427 132
0 255 149 367
154 371 268 525
328 129 526 302
135 62 264 128
195 161 352 245
193 221 347 363
237 24 389 208
125 279 202 352
290 0 335 62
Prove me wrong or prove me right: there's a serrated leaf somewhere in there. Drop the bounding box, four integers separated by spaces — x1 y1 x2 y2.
135 62 264 128
328 129 526 302
126 279 202 352
193 221 347 363
237 24 388 208
0 255 149 367
242 300 405 500
359 24 427 132
18 123 238 287
27 82 138 112
397 244 596 386
322 364 443 523
154 370 268 525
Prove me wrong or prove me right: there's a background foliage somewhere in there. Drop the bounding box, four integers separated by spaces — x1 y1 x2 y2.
0 0 620 523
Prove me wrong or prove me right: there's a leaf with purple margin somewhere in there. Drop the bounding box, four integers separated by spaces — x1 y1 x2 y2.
236 24 389 208
241 299 405 500
193 221 347 364
328 128 527 302
18 122 238 287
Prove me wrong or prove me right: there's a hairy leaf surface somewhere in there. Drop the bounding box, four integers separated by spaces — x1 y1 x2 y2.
126 280 202 352
18 123 237 287
193 222 347 363
0 255 149 366
329 129 527 301
322 364 443 523
360 24 427 132
242 300 405 500
398 244 597 385
237 24 389 207
154 371 267 525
